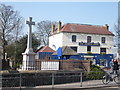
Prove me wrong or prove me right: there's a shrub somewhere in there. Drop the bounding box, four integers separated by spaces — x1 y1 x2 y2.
87 65 105 80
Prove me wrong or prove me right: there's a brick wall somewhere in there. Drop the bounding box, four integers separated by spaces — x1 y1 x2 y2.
35 59 90 72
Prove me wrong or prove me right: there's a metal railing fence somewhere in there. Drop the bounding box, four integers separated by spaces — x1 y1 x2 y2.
1 70 119 89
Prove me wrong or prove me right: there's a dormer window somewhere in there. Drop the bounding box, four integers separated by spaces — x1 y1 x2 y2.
72 35 76 42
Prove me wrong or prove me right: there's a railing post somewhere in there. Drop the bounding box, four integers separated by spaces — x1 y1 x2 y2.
20 73 21 90
80 72 82 87
0 74 2 90
52 73 54 89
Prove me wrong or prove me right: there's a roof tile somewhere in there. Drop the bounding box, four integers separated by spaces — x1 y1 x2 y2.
52 23 114 36
36 46 55 53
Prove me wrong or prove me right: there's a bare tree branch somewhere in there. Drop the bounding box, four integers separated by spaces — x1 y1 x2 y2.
0 4 23 60
35 20 57 46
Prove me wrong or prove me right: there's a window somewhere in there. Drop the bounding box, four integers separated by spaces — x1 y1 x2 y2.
52 45 56 50
100 59 107 66
87 36 91 43
101 37 106 43
72 35 76 42
87 46 91 52
71 47 77 52
100 48 106 54
85 58 93 60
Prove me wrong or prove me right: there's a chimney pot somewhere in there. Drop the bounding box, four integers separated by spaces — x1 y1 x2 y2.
58 21 62 31
51 24 55 34
105 24 109 30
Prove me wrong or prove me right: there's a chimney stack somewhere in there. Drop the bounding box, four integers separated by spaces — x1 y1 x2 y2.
58 21 62 31
51 24 55 34
105 24 109 30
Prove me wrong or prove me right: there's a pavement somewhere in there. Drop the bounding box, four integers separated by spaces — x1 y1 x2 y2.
2 87 120 90
34 79 119 89
2 80 120 90
2 69 120 90
2 85 120 90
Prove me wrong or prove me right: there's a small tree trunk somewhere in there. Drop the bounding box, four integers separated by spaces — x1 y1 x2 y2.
2 29 6 60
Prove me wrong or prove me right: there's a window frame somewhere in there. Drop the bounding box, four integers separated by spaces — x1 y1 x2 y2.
87 46 91 52
100 48 106 54
101 37 106 43
72 35 77 42
87 36 91 43
71 46 77 52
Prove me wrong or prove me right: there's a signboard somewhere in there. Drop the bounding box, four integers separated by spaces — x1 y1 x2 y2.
57 47 62 59
79 42 100 46
41 61 59 70
57 47 62 56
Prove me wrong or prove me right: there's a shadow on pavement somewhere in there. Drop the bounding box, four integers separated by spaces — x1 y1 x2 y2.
1 87 120 90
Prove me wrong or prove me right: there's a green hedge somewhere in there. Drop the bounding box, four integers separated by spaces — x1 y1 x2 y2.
87 65 105 80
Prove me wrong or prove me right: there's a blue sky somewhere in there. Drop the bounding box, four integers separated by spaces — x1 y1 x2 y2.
2 2 118 34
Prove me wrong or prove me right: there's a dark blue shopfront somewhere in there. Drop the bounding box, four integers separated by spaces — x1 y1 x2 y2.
38 51 113 67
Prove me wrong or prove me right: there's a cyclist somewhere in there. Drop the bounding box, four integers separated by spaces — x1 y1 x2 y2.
110 59 119 74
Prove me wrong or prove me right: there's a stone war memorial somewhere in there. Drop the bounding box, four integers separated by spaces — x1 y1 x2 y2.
22 17 36 70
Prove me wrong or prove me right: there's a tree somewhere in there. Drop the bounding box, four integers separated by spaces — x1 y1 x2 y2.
13 18 23 64
114 17 120 59
0 4 23 60
35 20 57 46
6 33 40 63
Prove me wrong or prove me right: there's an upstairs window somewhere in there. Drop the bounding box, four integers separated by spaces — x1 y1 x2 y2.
87 36 91 43
101 37 106 43
72 35 76 42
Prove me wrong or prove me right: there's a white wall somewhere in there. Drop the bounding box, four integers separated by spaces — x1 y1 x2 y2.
49 33 63 51
41 61 59 70
49 32 114 54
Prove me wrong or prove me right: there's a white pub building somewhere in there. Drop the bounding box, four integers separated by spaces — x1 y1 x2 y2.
49 21 114 67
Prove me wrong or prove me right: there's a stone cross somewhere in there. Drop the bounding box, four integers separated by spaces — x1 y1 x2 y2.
22 17 36 70
26 17 35 51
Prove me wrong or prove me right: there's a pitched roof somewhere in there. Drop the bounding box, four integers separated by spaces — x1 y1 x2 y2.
52 46 78 55
52 23 114 36
36 46 55 53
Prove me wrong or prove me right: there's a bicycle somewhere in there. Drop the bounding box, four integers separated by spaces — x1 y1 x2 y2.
102 71 120 85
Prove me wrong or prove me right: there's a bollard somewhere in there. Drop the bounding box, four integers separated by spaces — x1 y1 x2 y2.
80 72 82 87
52 73 54 89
